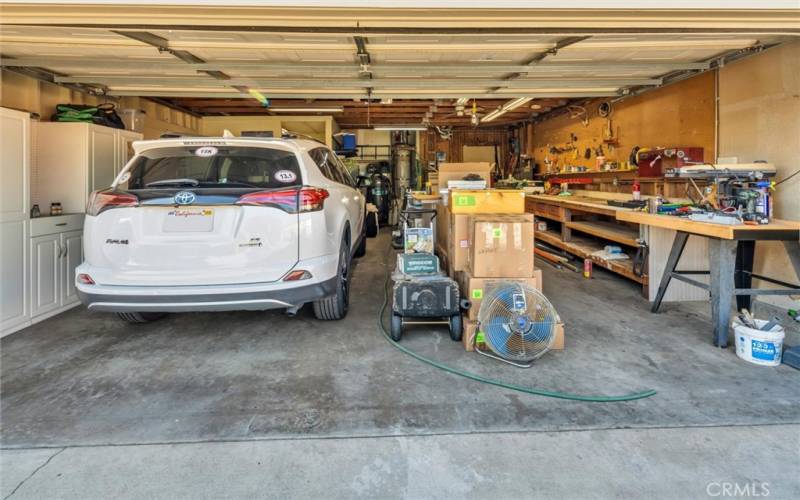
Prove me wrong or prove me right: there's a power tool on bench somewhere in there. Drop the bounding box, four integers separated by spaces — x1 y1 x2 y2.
666 162 777 224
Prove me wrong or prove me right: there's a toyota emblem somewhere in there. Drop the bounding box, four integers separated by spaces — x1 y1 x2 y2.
174 191 196 205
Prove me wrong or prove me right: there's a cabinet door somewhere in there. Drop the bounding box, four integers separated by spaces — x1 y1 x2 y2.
61 230 83 306
0 107 30 223
89 126 117 192
1 221 29 333
116 131 140 176
30 234 60 317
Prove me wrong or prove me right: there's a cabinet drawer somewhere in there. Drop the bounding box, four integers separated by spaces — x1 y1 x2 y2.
30 214 84 237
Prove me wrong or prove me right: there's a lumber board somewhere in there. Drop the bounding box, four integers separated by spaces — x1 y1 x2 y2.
535 228 646 284
526 194 623 217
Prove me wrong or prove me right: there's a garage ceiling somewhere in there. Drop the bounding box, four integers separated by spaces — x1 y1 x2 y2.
1 5 797 127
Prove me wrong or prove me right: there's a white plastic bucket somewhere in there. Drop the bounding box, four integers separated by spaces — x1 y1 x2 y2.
733 319 785 367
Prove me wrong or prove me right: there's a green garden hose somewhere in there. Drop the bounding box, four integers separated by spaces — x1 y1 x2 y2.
377 247 657 403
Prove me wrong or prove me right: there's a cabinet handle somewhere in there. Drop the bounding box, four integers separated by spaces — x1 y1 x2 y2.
55 223 67 226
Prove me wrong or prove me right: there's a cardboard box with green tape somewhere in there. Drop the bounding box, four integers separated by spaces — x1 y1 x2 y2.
457 269 542 321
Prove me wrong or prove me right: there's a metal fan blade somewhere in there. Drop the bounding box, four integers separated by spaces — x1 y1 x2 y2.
477 282 560 364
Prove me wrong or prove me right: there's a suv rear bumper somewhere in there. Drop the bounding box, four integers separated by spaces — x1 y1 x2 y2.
76 277 338 313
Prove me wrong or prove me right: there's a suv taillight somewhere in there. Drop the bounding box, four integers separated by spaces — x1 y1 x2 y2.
236 187 329 213
87 191 139 216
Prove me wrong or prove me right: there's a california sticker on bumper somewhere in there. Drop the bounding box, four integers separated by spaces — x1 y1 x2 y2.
163 208 214 232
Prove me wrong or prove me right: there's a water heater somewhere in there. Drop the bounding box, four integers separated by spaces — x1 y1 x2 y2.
394 145 413 198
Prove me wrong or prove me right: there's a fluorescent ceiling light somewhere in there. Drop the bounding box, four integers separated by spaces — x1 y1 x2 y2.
69 33 118 38
288 38 337 43
373 125 427 131
482 97 533 123
179 36 236 41
485 39 527 43
507 87 619 93
269 107 344 113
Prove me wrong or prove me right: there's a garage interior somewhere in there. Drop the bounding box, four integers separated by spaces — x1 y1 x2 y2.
1 4 800 498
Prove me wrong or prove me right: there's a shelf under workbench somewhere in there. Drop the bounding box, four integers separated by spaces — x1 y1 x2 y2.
527 194 648 291
565 220 639 247
536 228 647 285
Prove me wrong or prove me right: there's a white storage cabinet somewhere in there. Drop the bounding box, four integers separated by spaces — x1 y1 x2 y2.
33 122 142 214
29 215 84 319
0 107 31 336
1 117 139 337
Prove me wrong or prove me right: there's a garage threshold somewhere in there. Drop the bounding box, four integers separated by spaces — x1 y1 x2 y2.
2 425 798 500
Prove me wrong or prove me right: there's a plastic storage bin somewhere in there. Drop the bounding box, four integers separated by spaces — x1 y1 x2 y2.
733 319 785 367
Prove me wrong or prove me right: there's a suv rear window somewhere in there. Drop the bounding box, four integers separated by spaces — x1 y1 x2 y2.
125 146 302 190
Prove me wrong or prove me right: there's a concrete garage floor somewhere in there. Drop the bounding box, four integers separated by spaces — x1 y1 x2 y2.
2 231 799 499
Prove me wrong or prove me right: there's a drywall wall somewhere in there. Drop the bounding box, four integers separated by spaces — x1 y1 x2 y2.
719 41 800 307
346 129 391 146
0 70 200 139
200 115 335 147
532 71 716 172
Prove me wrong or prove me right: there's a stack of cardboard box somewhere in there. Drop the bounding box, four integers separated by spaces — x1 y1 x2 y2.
433 180 564 353
433 162 493 275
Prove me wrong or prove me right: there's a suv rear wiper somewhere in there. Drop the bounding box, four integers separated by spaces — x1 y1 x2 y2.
145 178 200 187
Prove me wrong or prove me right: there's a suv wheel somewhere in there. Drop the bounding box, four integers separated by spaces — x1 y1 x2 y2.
313 237 350 320
117 312 167 324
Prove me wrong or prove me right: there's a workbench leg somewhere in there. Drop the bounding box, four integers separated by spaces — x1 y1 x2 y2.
735 240 756 311
709 239 737 348
651 231 690 313
784 241 800 282
561 208 572 242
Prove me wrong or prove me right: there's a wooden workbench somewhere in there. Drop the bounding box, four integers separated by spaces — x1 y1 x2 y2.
526 194 647 289
617 211 800 347
616 212 800 241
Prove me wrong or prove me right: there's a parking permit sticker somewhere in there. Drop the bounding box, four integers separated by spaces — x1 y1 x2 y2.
274 170 297 183
195 146 218 157
118 172 131 183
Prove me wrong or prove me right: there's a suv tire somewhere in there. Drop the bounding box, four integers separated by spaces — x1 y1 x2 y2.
117 312 167 324
365 211 378 238
313 237 350 320
353 227 367 258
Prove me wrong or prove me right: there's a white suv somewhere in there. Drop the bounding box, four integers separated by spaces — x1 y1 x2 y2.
75 136 365 322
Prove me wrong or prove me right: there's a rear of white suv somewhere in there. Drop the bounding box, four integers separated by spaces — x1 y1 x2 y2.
75 137 365 322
